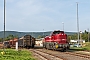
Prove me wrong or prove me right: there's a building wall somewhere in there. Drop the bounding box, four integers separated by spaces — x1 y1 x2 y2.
35 40 43 46
70 40 85 44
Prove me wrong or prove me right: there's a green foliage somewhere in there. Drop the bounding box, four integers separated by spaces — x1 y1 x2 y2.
0 49 35 60
84 30 88 34
37 35 44 39
82 42 90 50
0 38 3 42
0 35 18 41
68 33 78 40
70 47 85 51
68 30 90 42
81 33 88 41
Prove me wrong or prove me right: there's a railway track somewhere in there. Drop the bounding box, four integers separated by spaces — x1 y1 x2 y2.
30 49 66 60
6 46 90 60
65 51 90 59
32 49 90 60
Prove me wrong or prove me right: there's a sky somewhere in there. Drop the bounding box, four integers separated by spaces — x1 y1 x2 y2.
0 0 90 32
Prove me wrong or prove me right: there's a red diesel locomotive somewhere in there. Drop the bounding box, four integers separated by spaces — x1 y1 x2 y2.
43 30 70 51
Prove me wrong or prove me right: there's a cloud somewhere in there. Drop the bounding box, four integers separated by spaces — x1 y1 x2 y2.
0 0 90 32
6 0 15 3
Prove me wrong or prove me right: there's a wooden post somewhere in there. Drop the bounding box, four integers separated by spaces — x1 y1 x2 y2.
16 42 18 51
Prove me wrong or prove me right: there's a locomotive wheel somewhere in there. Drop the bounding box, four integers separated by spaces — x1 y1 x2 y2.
44 44 47 49
43 42 45 48
46 43 50 49
64 47 68 52
52 44 56 51
31 44 34 48
61 48 67 52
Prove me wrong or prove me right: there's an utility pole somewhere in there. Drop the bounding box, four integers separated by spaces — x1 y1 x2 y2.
80 31 82 46
62 22 64 31
43 29 44 37
3 0 6 50
88 28 89 42
76 2 80 47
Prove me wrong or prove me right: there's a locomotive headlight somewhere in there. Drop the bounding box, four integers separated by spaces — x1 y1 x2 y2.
59 45 61 47
49 37 51 38
55 44 58 48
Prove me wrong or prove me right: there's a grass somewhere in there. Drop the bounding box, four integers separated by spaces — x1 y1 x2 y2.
70 42 90 51
0 49 35 60
82 42 90 51
70 47 85 51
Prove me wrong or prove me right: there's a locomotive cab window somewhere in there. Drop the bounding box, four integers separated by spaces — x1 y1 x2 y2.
53 31 64 34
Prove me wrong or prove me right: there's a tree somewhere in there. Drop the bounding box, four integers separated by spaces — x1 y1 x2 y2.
2 35 18 41
37 35 43 39
0 38 3 42
68 30 89 42
84 30 88 34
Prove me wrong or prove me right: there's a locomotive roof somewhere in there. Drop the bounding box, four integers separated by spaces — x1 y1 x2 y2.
50 30 64 35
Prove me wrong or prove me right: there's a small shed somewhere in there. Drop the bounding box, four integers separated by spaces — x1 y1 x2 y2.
35 38 44 46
